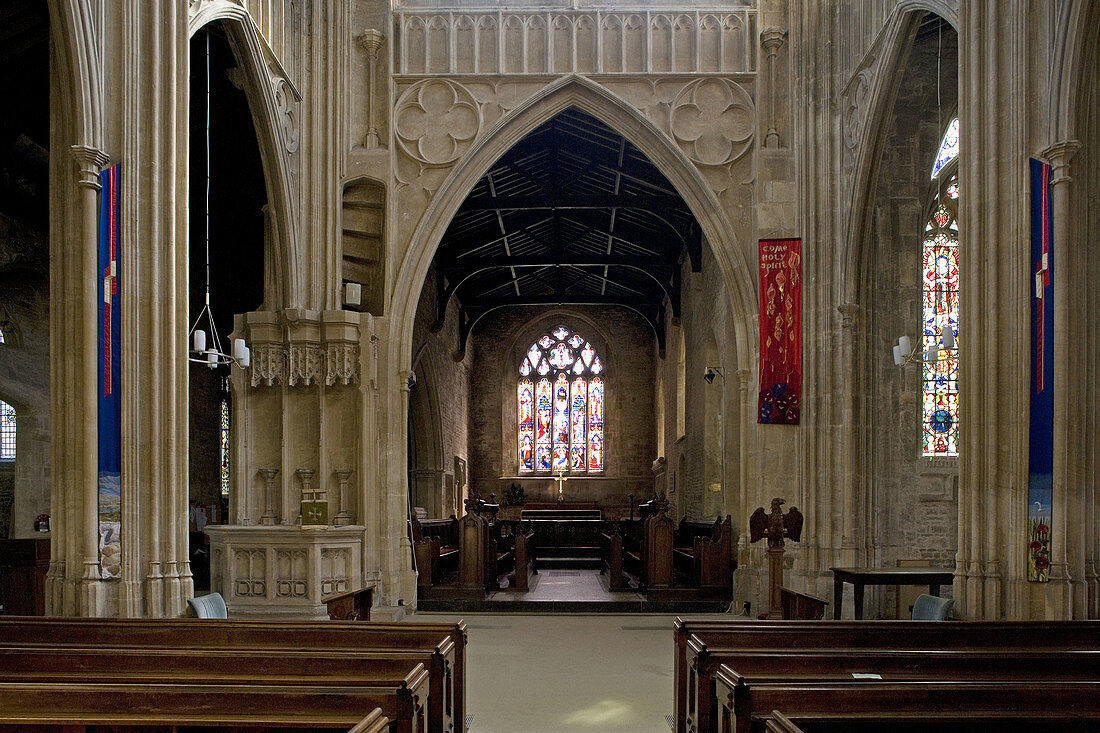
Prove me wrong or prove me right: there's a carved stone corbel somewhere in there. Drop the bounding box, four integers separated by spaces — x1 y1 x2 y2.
250 344 287 387
288 343 323 387
325 342 361 386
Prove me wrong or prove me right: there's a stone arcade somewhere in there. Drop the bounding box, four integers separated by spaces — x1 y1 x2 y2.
0 0 1098 623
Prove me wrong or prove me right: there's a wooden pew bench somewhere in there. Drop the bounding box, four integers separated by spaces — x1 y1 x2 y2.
712 667 1100 733
672 516 732 592
0 617 467 733
760 708 1100 733
688 643 1100 733
0 681 400 732
509 523 537 591
672 618 1100 733
778 586 828 620
412 516 461 587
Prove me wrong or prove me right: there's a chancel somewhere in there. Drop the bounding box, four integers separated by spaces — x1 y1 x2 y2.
1 0 1099 730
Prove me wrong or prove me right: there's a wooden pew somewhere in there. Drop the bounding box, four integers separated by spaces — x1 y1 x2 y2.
673 516 732 591
0 681 405 731
601 508 674 594
689 643 1100 733
672 618 1100 733
323 585 373 620
412 515 460 588
712 666 1100 733
0 617 466 733
511 523 537 591
759 707 1100 733
778 586 828 620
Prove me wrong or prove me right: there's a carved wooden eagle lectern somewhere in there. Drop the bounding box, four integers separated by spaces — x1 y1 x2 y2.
749 497 804 548
749 497 804 617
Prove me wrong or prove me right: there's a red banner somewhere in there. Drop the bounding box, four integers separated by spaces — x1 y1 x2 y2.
758 239 801 424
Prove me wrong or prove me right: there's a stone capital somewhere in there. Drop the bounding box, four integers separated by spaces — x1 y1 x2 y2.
358 28 385 56
1039 140 1082 186
70 145 111 190
760 27 786 55
735 368 751 390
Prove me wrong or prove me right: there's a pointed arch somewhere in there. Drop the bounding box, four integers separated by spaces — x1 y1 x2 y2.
390 74 756 377
188 3 303 308
841 3 959 305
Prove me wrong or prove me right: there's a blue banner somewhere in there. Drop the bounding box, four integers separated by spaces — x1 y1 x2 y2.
98 164 122 579
1028 158 1053 582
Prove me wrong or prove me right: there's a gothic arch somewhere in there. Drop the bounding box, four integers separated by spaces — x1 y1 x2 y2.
390 74 757 378
47 0 104 150
188 2 302 308
1048 0 1100 143
841 3 959 305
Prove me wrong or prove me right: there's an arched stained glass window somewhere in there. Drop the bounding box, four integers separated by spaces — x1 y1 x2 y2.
923 117 960 457
0 327 5 344
518 326 603 473
0 400 14 461
219 398 231 496
930 117 959 179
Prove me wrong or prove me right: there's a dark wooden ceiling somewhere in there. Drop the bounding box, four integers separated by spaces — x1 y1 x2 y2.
431 107 701 358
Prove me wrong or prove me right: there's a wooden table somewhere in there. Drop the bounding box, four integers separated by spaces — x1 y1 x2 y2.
830 566 954 619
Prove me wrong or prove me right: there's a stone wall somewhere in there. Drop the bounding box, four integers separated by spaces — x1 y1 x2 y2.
468 305 655 512
410 266 470 517
865 21 959 615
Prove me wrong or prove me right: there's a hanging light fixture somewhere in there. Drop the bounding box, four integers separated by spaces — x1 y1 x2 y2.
893 326 955 367
188 32 249 371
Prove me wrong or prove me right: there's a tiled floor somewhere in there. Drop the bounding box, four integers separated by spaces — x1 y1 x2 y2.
416 612 684 732
489 569 644 603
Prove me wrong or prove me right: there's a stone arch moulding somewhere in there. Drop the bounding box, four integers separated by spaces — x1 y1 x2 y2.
189 1 303 309
48 0 104 151
390 74 758 381
1048 0 1099 143
410 344 444 476
840 1 958 306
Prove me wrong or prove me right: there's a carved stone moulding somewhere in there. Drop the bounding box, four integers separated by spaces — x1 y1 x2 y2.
670 78 756 167
394 79 483 167
245 310 365 389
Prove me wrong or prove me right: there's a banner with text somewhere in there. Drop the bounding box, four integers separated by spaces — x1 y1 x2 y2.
98 164 122 580
758 239 802 425
1028 158 1053 582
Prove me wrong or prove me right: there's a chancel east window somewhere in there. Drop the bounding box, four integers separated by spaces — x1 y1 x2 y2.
922 117 960 456
518 326 604 474
0 400 15 461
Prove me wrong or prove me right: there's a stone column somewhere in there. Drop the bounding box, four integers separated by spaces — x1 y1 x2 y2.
1042 140 1083 617
760 27 786 149
114 0 191 617
956 2 1031 619
259 468 280 525
70 145 110 617
358 29 385 150
334 469 353 524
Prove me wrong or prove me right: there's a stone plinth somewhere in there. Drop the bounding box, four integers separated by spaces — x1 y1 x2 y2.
205 525 367 620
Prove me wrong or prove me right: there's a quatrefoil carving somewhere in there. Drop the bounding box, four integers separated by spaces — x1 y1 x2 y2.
670 78 755 167
395 79 482 167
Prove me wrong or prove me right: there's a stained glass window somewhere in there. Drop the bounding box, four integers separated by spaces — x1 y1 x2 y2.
0 400 14 461
219 398 230 496
0 327 5 343
931 117 959 179
518 326 604 473
922 171 960 456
